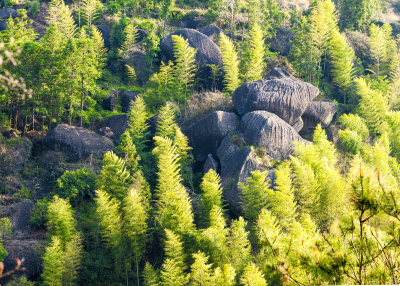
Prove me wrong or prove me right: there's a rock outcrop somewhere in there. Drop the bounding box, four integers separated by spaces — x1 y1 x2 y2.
198 24 222 38
45 124 114 160
186 111 240 161
241 111 305 160
120 90 140 113
203 154 219 174
0 8 17 20
98 114 129 143
232 68 319 125
216 132 264 213
300 101 337 134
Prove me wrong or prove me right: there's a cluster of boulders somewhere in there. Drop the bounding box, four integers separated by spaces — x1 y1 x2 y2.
186 68 337 213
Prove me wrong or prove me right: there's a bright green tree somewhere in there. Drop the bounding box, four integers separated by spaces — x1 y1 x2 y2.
242 23 265 82
219 32 240 93
189 252 214 286
240 262 267 286
200 170 224 227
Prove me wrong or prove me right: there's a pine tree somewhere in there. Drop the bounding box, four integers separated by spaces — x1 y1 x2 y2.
119 21 138 60
118 131 140 173
242 23 265 82
369 23 396 78
153 136 195 234
174 125 193 183
143 262 160 286
160 229 188 286
239 170 271 222
213 264 236 286
62 233 83 285
200 205 229 266
329 30 355 103
150 61 175 100
156 102 178 139
268 162 297 230
123 188 148 284
218 32 240 94
171 35 197 103
95 189 124 274
127 96 150 155
227 217 251 272
355 77 389 134
200 170 224 227
125 64 137 83
1 9 37 46
42 236 64 286
240 262 267 286
338 0 380 30
97 151 131 200
82 0 102 29
90 25 107 66
47 196 76 247
47 0 76 38
189 252 214 286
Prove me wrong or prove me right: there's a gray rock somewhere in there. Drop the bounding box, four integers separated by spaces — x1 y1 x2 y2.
97 127 114 139
45 124 114 160
160 28 223 70
203 154 219 174
0 8 17 20
216 132 264 214
300 101 338 135
292 117 304 133
98 114 129 143
326 124 341 145
1 200 45 281
124 51 149 86
198 24 222 38
186 111 240 161
241 111 305 160
171 16 204 29
137 29 148 42
0 20 7 31
102 91 117 111
120 90 140 113
232 68 319 125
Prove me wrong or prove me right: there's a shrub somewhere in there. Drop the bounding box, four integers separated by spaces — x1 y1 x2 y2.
55 167 96 206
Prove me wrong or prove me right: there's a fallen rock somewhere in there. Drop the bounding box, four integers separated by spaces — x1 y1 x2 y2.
232 68 319 125
203 154 219 174
98 114 129 143
241 111 305 160
216 132 264 214
186 111 240 161
268 26 293 57
300 101 337 135
45 124 114 160
160 28 223 70
292 118 304 133
120 90 140 113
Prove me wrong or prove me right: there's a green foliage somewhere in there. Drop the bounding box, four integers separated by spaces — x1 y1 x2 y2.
329 30 355 103
47 196 77 246
118 21 138 60
338 0 380 30
219 32 240 94
160 229 188 286
156 102 178 139
30 198 50 229
42 236 64 286
7 276 34 286
227 217 251 272
240 262 267 286
143 262 159 286
97 151 131 201
355 77 389 134
239 170 271 222
153 136 195 235
127 96 150 155
189 252 214 285
242 23 265 82
171 35 197 103
200 170 224 227
82 0 103 29
47 0 77 39
55 167 96 206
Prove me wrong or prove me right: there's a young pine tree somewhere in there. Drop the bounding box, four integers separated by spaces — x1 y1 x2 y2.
127 96 150 156
160 229 188 286
123 188 149 284
119 21 138 60
189 252 214 286
156 102 178 140
143 262 160 286
239 170 271 222
355 77 389 134
242 23 265 82
200 169 224 227
240 262 267 286
42 236 64 286
218 32 240 94
227 217 251 272
153 136 195 235
82 0 102 29
47 0 76 38
171 35 197 103
213 264 236 286
329 30 355 103
97 151 131 201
